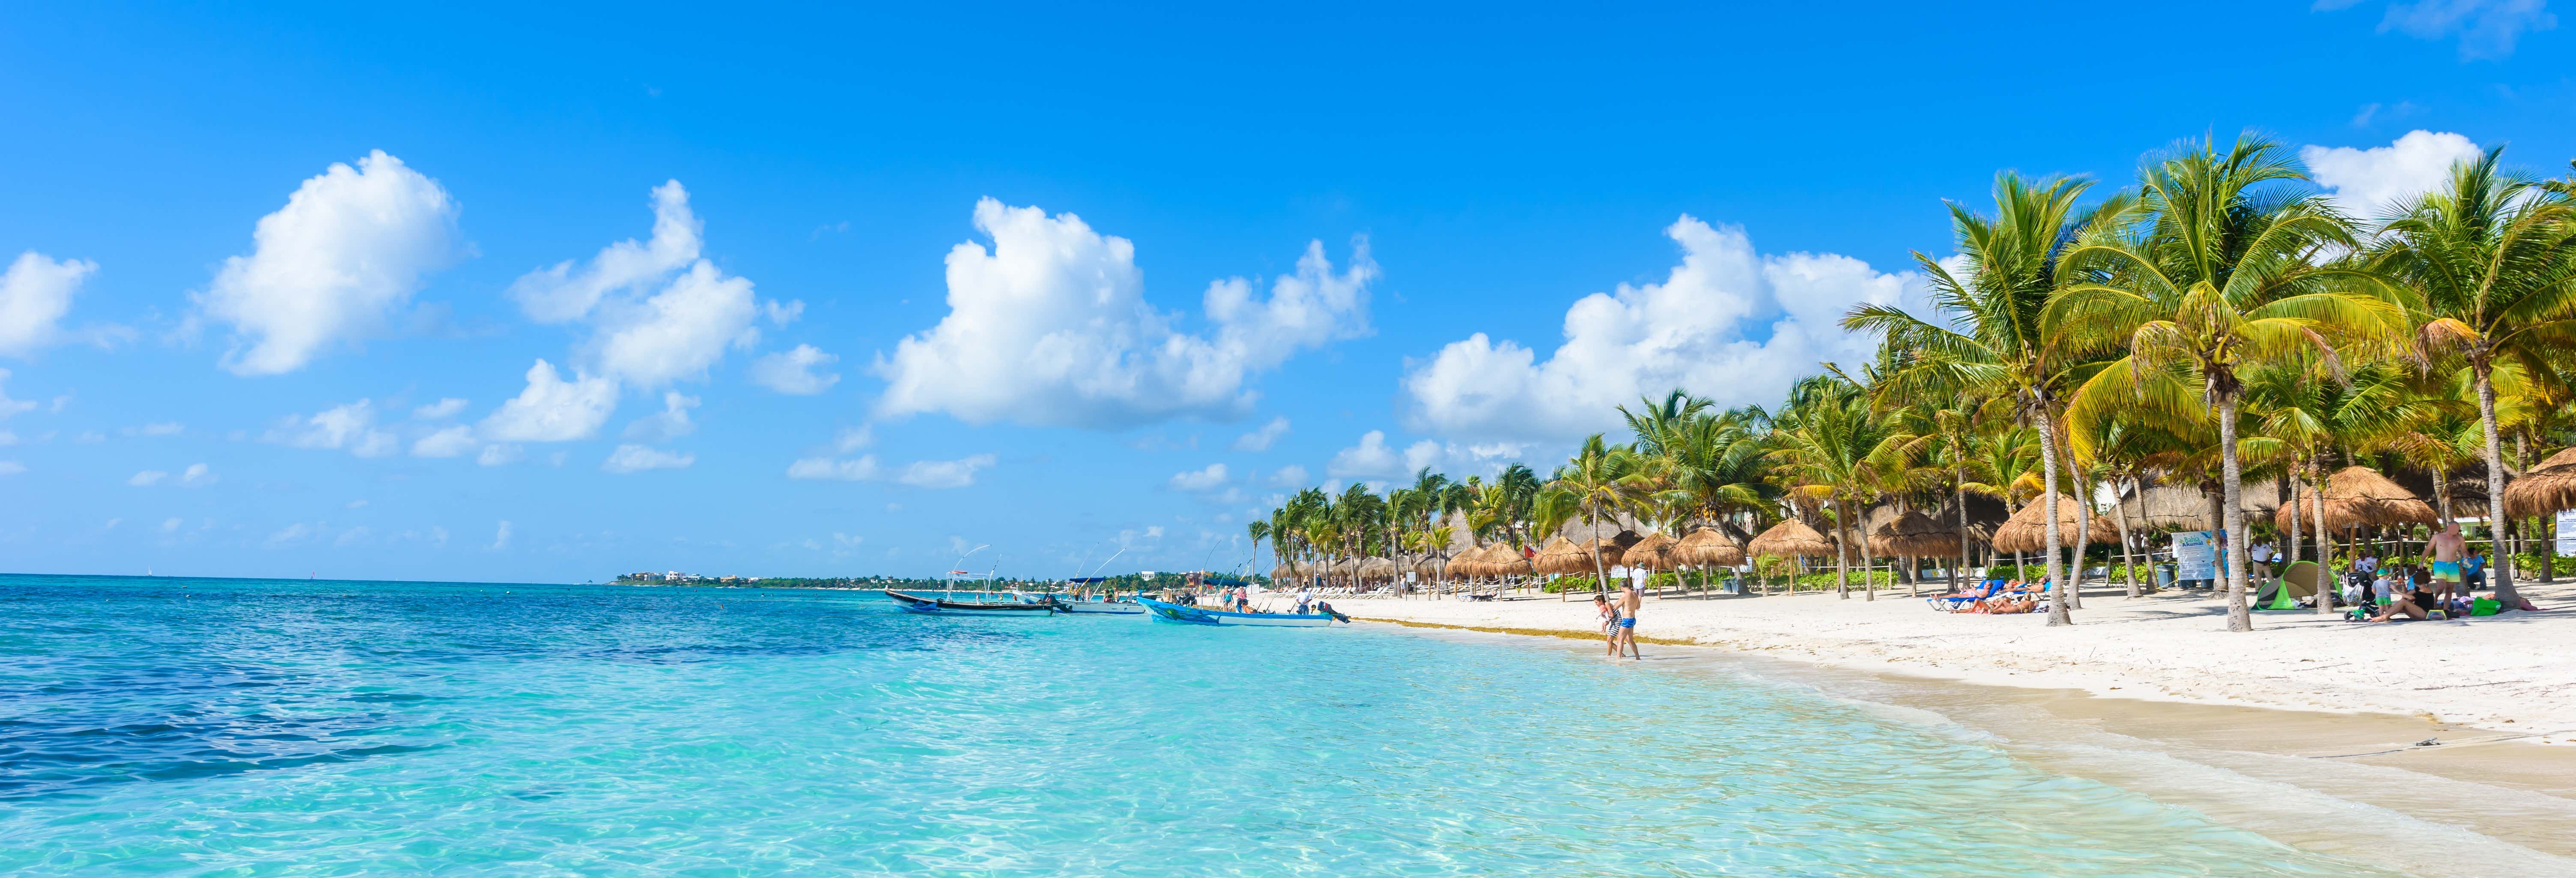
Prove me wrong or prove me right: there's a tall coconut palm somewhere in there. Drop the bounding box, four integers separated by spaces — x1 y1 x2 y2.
1539 435 1651 594
1847 173 2122 625
2373 146 2576 610
2052 134 2407 631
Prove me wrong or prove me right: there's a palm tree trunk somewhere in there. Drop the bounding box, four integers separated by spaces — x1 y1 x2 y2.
2114 478 2140 599
2474 364 2525 609
2069 476 2091 610
2312 462 2332 612
1833 499 1852 600
1953 468 1968 592
2218 393 2252 632
1586 500 1612 596
2034 402 2071 626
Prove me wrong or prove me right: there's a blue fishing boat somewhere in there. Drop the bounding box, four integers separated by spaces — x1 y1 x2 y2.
1136 597 1344 627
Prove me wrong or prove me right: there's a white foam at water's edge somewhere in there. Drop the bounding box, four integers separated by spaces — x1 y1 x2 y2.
1373 622 2576 878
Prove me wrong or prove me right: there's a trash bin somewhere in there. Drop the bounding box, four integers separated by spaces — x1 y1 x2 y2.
2154 564 2175 592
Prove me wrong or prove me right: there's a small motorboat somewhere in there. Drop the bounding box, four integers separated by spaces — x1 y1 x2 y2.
1050 596 1145 616
884 589 1056 617
1136 597 1343 627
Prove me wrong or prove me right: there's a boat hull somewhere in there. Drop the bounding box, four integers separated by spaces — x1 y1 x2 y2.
1136 598 1336 627
883 589 1056 616
1054 601 1145 616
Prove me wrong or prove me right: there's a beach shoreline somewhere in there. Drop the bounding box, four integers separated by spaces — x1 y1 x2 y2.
1353 598 2576 874
1334 580 2576 733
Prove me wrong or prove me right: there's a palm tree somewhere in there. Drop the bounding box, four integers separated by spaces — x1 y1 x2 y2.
1246 520 1271 575
2373 146 2576 610
1848 172 2121 625
2052 134 2406 631
1539 435 1650 594
1768 376 1903 600
1885 396 2010 589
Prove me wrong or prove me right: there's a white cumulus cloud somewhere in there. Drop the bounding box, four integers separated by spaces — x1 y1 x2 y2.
602 443 694 473
477 443 524 467
1232 416 1290 452
0 251 98 358
480 359 618 442
193 151 459 375
2303 130 2486 220
491 520 513 550
749 344 840 395
1169 463 1228 491
1327 430 1401 478
621 391 699 442
874 198 1374 429
1402 215 1922 443
507 181 785 388
264 399 398 458
510 181 703 323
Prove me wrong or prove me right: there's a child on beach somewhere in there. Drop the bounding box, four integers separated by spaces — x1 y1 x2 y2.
1594 594 1618 656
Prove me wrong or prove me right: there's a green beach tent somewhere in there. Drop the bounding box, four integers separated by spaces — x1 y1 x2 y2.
2254 560 2323 610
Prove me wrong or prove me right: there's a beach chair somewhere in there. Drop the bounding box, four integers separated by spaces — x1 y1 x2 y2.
1926 581 1998 612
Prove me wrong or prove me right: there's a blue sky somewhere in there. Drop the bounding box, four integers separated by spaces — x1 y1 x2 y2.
3 1 2570 582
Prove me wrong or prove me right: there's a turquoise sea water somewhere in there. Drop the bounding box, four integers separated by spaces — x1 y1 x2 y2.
1 575 2394 876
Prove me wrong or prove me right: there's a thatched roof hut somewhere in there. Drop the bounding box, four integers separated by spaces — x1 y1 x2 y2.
1481 543 1534 578
1531 537 1594 575
1618 531 1682 571
1869 509 1971 557
2504 448 2576 518
1747 519 1834 559
1990 494 2118 554
1676 527 1744 567
2274 466 2439 533
2127 481 2281 530
1580 538 1627 568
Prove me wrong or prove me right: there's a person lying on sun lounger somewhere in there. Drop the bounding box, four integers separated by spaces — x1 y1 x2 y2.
1968 594 2038 614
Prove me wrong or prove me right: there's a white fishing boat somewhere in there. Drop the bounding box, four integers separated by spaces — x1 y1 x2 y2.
1137 597 1344 627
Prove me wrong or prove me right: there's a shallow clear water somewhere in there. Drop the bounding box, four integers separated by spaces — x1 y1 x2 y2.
0 575 2394 875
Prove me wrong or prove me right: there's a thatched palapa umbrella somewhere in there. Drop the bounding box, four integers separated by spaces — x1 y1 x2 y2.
1619 532 1680 571
1530 537 1592 575
1747 519 1834 559
1747 519 1834 595
2274 465 2439 533
1989 495 2117 555
1482 543 1534 579
1676 527 1744 567
1869 509 1967 557
2503 448 2576 518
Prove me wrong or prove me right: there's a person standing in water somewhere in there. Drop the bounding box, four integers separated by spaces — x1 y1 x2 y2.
1616 577 1644 660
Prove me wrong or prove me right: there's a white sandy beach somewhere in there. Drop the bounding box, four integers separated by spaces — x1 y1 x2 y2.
1335 580 2576 734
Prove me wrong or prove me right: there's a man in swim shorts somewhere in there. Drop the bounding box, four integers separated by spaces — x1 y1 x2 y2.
2429 521 2466 605
1616 579 1644 661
